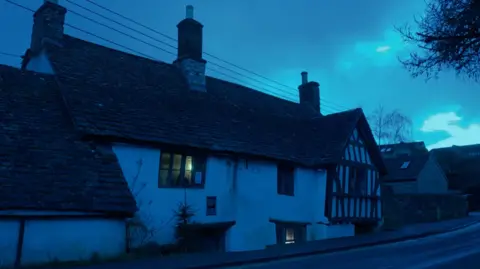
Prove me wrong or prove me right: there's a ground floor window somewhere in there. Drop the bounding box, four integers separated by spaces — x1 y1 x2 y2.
275 222 306 245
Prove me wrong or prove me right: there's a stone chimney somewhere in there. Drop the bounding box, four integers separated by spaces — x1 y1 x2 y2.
174 5 207 92
298 71 320 113
30 0 66 55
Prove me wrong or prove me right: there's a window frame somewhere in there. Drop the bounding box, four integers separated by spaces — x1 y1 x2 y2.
206 196 217 216
277 163 295 196
158 150 207 188
275 222 306 245
349 167 368 195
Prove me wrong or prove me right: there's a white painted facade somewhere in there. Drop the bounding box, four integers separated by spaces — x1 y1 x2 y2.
112 143 355 252
0 211 126 268
21 45 355 254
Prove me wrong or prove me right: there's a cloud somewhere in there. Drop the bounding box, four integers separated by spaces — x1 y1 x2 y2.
376 46 391 53
421 112 480 149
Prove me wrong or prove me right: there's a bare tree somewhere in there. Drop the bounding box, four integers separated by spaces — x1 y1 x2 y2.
127 158 156 248
368 105 413 145
397 0 480 80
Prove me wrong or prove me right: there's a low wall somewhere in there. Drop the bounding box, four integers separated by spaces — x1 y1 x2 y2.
382 186 468 230
0 214 127 268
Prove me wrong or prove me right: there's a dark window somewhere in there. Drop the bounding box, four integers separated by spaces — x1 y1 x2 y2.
275 223 306 244
277 164 295 196
159 152 206 188
349 167 367 195
206 196 216 216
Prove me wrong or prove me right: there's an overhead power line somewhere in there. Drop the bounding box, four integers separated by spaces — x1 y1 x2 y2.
4 0 348 114
0 51 21 58
64 0 300 101
83 0 350 112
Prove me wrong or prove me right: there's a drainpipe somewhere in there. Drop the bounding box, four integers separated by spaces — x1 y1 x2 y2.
14 219 26 268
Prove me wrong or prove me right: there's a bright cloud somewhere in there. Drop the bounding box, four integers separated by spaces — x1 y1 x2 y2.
335 29 409 72
421 112 480 150
376 45 391 53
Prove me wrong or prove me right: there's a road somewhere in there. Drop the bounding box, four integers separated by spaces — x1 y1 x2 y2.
223 223 480 269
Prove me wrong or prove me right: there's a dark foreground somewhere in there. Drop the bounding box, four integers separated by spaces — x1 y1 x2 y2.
225 223 480 269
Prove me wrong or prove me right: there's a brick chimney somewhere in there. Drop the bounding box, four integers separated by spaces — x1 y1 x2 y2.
298 72 320 113
174 5 207 92
30 0 66 55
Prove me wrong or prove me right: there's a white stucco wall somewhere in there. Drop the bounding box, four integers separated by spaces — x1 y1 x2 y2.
0 212 126 268
112 143 350 252
112 144 236 248
325 224 355 239
230 159 328 251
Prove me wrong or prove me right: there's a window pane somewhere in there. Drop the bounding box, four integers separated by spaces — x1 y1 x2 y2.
159 169 169 186
160 153 171 169
172 154 182 170
185 156 193 171
184 170 192 185
193 155 205 172
171 170 181 186
285 228 295 244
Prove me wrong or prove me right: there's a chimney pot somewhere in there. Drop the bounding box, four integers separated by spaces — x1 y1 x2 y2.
186 5 194 19
298 71 320 114
301 71 308 84
175 5 206 92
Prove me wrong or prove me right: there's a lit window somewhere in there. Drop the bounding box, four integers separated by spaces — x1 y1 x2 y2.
400 161 410 169
158 152 206 188
285 228 295 244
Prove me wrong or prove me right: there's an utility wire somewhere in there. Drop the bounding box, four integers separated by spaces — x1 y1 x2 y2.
0 51 21 58
82 0 350 112
64 0 301 101
4 0 301 107
5 0 345 114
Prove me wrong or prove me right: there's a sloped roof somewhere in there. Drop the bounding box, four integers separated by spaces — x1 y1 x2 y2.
383 154 430 181
379 142 428 155
0 65 136 216
35 34 386 170
431 145 480 189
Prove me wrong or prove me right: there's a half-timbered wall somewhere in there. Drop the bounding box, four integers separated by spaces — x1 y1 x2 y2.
329 128 382 224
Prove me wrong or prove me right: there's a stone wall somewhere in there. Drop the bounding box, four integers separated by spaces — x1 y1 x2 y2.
382 186 468 230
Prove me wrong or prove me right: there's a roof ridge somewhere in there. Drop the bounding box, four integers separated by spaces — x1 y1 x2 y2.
205 75 300 105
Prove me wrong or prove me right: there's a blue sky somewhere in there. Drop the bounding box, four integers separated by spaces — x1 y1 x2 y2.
1 0 479 149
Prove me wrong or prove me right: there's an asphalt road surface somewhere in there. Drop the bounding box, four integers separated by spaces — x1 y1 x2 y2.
224 223 480 269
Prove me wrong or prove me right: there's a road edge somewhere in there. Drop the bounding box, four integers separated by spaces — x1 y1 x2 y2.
189 220 480 269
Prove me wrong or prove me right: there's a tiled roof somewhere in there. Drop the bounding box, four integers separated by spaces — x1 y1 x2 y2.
379 142 428 155
383 154 430 181
41 34 386 169
0 65 136 216
1 31 387 215
431 145 480 189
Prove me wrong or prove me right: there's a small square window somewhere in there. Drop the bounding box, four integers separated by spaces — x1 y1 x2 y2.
206 196 216 216
285 228 295 244
275 223 306 245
